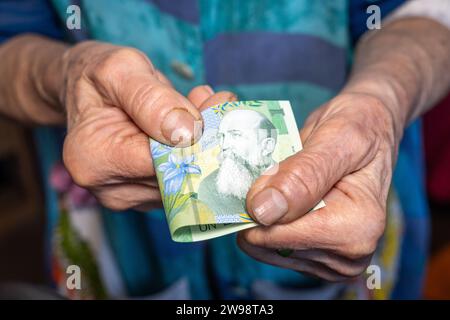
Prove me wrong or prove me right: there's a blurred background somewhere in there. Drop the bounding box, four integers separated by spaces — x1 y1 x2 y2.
0 116 46 286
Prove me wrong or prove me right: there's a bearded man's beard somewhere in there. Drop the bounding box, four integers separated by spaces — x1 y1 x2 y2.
215 152 261 200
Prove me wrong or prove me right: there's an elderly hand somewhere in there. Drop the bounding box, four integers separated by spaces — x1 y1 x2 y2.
61 41 235 211
239 92 399 281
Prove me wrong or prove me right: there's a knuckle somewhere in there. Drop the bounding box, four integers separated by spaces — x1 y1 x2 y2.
357 206 386 244
92 53 119 80
345 120 372 155
278 156 321 202
346 119 366 140
111 47 149 65
342 241 377 261
67 168 91 189
92 48 152 84
63 151 93 188
127 83 168 119
105 48 147 70
62 135 102 188
329 204 385 261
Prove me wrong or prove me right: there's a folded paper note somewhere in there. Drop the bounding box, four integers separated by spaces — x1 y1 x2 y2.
150 101 325 242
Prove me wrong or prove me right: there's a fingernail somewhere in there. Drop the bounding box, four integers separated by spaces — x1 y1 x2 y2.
162 109 197 146
251 188 288 226
203 85 214 95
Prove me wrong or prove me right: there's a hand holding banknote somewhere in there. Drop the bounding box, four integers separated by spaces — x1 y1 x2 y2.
61 42 235 212
59 42 391 282
239 93 395 281
151 100 324 242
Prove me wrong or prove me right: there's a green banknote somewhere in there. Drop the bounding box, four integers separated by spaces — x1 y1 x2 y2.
150 101 325 242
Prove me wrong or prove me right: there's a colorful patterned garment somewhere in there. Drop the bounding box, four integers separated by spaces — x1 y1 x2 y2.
0 0 428 299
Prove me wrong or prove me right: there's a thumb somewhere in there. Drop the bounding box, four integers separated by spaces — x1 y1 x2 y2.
246 122 375 225
114 74 203 147
90 52 202 147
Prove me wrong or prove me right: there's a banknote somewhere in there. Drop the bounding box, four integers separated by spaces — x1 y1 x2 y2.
150 101 325 242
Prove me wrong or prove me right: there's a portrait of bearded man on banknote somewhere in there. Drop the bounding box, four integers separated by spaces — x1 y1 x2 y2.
198 109 278 217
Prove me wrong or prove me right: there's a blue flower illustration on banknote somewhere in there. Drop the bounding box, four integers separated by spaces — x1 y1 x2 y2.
157 154 201 194
150 140 172 158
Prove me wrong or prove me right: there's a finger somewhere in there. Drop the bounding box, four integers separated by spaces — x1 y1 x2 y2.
107 129 157 179
198 91 237 112
237 235 349 282
89 48 203 147
241 187 344 250
93 183 161 211
63 114 157 186
246 117 377 225
291 249 371 278
132 176 159 188
133 202 162 212
187 85 215 107
242 186 380 260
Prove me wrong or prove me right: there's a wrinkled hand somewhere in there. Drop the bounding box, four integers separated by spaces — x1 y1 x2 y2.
239 93 399 281
61 41 235 211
